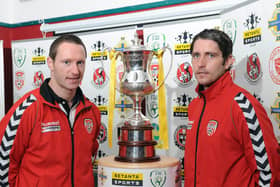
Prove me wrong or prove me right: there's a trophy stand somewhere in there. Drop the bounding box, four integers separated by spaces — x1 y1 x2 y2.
115 95 160 162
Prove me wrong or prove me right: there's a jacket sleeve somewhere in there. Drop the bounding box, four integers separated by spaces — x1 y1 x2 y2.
233 92 280 187
0 94 37 187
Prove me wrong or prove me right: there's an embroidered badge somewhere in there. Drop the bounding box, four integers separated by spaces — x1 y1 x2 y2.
207 120 218 136
84 118 93 134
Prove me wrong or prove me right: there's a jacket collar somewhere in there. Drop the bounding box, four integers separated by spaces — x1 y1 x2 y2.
40 78 85 106
195 71 233 100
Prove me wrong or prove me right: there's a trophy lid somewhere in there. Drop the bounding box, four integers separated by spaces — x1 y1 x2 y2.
124 32 151 52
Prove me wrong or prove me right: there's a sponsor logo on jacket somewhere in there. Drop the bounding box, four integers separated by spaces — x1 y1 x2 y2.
41 121 61 133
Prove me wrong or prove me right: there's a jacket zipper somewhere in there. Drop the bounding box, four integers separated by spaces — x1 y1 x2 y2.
71 127 74 187
194 95 206 187
70 106 91 187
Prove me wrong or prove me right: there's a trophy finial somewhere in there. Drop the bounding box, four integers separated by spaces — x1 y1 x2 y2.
131 32 142 47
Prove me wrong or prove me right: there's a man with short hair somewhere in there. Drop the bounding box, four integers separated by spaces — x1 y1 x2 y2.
184 29 280 187
0 34 101 187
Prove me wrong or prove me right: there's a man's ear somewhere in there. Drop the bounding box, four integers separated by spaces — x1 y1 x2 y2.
47 57 54 72
225 55 234 70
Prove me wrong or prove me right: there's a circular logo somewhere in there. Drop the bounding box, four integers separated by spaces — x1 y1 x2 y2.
174 125 188 150
245 53 262 83
174 62 193 87
269 47 280 85
98 122 107 144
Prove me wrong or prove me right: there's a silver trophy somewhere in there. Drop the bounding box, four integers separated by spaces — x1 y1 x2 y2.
111 32 172 162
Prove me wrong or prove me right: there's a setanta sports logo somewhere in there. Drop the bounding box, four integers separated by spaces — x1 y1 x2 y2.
32 47 46 65
112 172 143 186
243 13 262 45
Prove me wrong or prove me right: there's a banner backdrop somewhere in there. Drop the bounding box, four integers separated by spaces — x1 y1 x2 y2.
221 0 280 142
0 40 4 120
11 1 280 185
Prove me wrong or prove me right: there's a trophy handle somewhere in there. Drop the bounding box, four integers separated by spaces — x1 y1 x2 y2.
152 45 173 93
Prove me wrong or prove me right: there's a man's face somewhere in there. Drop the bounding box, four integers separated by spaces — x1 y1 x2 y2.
191 39 232 89
47 42 86 94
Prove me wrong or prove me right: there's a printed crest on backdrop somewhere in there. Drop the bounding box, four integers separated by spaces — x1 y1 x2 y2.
97 122 107 144
112 172 143 186
84 118 93 134
33 71 44 88
15 70 25 90
150 64 159 86
223 18 237 44
115 95 133 117
32 47 46 65
269 47 280 85
114 36 129 52
91 67 108 88
207 120 218 136
173 94 193 118
174 30 193 55
117 63 124 82
149 170 166 187
92 95 108 115
268 2 280 41
151 122 160 142
174 125 188 150
244 53 262 83
243 13 262 45
146 93 159 119
174 61 194 87
271 92 280 126
98 167 108 185
146 33 166 51
13 48 27 68
90 40 108 61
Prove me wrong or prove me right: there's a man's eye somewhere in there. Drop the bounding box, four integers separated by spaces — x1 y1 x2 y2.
208 54 215 58
64 61 69 64
192 54 199 58
77 61 84 65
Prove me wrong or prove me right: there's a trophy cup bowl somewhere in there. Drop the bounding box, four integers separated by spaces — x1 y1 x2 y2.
114 33 172 162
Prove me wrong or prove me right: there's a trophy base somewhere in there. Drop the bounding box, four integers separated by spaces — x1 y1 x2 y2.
116 123 159 163
115 155 160 163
